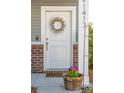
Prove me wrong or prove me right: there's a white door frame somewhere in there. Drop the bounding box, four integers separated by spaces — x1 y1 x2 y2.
41 6 76 70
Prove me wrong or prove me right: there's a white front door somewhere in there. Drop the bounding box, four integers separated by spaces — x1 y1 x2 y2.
41 6 76 69
45 11 71 69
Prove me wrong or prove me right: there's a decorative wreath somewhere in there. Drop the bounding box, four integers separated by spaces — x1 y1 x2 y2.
50 17 65 33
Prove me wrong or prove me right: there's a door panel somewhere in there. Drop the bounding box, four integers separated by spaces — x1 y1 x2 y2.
45 11 71 69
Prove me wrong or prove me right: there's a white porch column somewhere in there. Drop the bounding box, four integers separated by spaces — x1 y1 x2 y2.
78 0 89 88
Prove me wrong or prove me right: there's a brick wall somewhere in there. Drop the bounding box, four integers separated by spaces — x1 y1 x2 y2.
31 44 78 73
73 44 78 67
31 44 44 73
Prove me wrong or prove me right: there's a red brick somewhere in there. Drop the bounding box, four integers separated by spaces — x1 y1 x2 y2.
31 44 44 73
32 44 79 73
73 44 78 68
32 45 37 49
32 57 37 59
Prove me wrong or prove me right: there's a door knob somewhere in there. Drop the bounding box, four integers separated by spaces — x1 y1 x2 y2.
46 37 48 40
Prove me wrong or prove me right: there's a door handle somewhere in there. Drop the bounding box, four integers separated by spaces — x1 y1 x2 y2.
46 42 48 50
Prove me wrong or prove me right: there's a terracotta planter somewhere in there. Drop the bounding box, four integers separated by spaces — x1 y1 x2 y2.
63 73 83 90
31 87 37 93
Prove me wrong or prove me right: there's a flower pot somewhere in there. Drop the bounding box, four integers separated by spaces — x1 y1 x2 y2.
63 73 83 90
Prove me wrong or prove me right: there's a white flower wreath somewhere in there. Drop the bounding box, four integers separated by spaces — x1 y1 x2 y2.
50 17 65 33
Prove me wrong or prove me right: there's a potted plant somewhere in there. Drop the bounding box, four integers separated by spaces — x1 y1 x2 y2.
63 66 83 90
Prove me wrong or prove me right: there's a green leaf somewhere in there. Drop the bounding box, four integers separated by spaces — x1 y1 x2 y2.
88 23 93 65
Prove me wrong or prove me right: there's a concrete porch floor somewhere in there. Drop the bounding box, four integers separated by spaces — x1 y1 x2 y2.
31 73 82 93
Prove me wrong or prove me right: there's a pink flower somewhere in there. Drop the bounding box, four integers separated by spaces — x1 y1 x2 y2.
69 66 78 71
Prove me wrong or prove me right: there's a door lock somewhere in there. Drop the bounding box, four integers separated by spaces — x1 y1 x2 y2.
46 37 48 50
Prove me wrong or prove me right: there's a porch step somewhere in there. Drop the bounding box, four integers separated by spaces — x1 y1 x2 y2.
45 68 68 77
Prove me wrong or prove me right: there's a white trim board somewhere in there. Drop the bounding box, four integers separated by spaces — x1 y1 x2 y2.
31 42 43 45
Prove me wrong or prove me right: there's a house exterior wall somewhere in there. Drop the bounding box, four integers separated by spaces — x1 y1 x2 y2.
31 0 79 73
31 0 78 42
31 44 78 73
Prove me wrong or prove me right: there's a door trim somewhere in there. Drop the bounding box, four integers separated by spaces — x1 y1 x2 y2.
41 6 76 70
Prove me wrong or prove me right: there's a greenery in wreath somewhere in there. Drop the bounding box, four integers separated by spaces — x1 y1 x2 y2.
50 17 65 33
